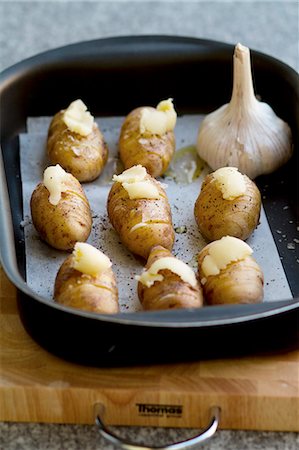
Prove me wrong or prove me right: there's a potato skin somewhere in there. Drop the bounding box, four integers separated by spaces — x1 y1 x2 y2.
30 174 92 250
54 255 119 314
194 172 261 241
107 173 174 259
138 246 203 310
119 107 175 178
197 244 264 305
47 111 108 182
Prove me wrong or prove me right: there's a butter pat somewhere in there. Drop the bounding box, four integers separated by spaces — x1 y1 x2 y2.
73 243 112 277
63 99 94 136
123 180 160 199
113 165 160 199
201 236 253 278
43 164 69 205
137 256 197 288
139 98 177 135
212 167 246 200
112 165 146 183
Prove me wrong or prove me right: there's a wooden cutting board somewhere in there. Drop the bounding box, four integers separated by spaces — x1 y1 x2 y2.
1 268 298 431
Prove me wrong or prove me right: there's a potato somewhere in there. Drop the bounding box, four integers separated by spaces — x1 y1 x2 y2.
47 109 108 182
197 238 264 305
54 251 119 314
119 107 175 178
107 168 174 259
194 169 261 241
137 246 203 310
30 171 92 250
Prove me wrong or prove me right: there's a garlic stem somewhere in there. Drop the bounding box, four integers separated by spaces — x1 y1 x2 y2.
229 43 257 111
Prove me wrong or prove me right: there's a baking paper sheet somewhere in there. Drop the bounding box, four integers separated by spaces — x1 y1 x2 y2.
20 115 292 312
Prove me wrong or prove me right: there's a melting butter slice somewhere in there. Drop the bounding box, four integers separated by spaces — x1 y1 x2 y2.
122 181 160 199
113 165 160 199
73 243 112 277
63 99 94 136
212 167 246 200
201 236 253 278
137 256 197 288
43 164 70 205
113 165 147 183
139 98 177 135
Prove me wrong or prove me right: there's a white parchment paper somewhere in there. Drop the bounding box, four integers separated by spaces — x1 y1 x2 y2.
20 115 292 312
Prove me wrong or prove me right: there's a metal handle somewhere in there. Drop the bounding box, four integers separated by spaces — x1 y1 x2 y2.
95 405 221 450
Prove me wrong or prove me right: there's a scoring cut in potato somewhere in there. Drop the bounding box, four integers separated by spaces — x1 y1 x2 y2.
54 243 119 314
30 165 92 250
119 99 176 178
197 236 264 305
107 165 175 259
47 99 108 182
137 246 203 310
194 167 261 241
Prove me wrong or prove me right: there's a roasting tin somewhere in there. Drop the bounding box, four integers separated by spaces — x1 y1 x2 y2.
0 36 298 366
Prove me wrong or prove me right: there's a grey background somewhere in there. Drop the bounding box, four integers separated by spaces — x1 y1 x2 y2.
0 1 298 449
0 0 298 72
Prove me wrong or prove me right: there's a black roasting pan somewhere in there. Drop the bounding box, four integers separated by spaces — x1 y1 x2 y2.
0 36 298 366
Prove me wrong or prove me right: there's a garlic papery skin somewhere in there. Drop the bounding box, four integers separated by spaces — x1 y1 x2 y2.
197 43 293 179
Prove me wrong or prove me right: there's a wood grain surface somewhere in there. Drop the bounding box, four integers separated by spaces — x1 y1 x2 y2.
0 268 298 431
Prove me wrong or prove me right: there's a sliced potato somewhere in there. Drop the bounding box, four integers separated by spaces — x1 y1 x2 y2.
119 107 175 178
194 169 261 241
107 168 174 259
197 239 264 305
137 246 203 310
54 250 118 314
30 171 92 250
47 109 108 182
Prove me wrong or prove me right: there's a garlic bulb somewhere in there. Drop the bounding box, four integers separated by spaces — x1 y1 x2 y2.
197 43 293 179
